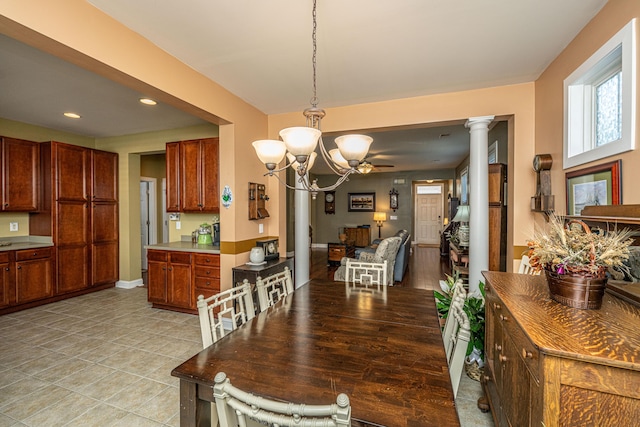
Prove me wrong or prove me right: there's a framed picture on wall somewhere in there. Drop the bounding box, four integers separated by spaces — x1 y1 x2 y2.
347 192 376 212
565 160 621 216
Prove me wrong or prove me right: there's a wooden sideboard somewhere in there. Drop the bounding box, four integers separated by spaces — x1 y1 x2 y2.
344 227 371 247
481 271 640 427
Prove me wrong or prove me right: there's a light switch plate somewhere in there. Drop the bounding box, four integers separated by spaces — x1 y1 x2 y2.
9 222 18 231
176 221 181 230
259 224 264 234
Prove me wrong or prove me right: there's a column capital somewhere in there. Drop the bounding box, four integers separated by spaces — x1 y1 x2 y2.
465 115 495 129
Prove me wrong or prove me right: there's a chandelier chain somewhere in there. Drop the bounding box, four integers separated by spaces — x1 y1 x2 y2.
310 0 318 108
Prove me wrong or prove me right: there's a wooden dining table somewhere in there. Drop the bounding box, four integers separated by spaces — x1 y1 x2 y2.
171 280 460 427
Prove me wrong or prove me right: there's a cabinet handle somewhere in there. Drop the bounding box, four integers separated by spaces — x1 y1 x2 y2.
493 302 501 310
168 267 172 271
495 344 502 352
33 251 38 257
499 354 507 362
483 375 491 382
522 348 533 359
17 265 22 270
162 267 166 271
206 270 210 275
5 267 9 271
499 314 508 322
205 258 210 263
4 203 8 207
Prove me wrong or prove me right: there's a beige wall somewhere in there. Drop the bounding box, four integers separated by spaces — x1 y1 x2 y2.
535 0 640 219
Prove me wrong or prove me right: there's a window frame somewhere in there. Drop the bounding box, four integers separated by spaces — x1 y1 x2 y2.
563 19 636 169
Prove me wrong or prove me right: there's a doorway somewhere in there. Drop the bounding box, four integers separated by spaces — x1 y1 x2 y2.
140 177 157 270
414 183 444 245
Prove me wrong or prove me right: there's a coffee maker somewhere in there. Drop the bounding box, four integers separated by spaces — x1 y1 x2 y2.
212 222 220 246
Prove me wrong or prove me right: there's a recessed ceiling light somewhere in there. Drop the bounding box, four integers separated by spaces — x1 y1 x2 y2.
63 112 81 119
139 98 157 106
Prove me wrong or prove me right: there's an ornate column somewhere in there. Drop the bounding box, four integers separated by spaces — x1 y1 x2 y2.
465 116 494 294
294 176 310 288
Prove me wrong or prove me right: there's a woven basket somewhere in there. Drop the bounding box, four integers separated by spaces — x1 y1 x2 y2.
464 360 482 381
544 219 607 310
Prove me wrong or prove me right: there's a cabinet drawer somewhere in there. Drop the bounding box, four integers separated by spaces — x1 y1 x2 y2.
195 266 220 279
169 252 192 264
195 287 220 300
147 250 168 262
194 253 220 266
16 247 52 261
0 252 9 263
501 305 540 381
195 277 220 290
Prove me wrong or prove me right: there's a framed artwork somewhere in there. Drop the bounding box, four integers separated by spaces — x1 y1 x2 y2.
565 160 621 216
348 192 376 212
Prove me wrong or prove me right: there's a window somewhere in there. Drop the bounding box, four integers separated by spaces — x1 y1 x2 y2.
488 141 498 164
563 19 636 169
460 167 468 204
416 185 442 195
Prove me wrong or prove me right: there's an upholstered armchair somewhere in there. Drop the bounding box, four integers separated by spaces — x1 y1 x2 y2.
333 236 402 286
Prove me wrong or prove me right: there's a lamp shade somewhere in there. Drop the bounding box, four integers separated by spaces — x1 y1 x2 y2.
328 148 350 170
252 140 287 166
452 205 470 222
279 127 321 156
335 134 373 162
373 212 387 222
287 152 317 171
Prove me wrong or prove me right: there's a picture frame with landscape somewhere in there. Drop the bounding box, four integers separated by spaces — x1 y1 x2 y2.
565 160 621 216
348 192 376 212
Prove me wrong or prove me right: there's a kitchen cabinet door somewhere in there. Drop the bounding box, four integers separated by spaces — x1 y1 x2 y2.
0 253 10 308
179 138 220 212
92 150 118 202
165 142 180 212
1 137 39 211
15 249 53 304
56 143 89 201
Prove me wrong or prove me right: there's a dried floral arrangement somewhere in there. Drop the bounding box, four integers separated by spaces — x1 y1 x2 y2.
527 214 634 278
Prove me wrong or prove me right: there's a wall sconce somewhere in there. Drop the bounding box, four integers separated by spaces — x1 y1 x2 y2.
373 212 387 239
389 188 399 211
451 205 470 247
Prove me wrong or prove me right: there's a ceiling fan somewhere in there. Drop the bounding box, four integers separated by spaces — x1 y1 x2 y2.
357 159 394 174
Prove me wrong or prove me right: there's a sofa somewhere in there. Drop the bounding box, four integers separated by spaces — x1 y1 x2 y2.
355 229 411 283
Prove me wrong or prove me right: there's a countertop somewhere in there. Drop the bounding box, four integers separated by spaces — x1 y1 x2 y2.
145 241 220 254
0 237 54 252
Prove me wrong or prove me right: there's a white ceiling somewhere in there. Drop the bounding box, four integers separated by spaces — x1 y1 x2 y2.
0 0 607 172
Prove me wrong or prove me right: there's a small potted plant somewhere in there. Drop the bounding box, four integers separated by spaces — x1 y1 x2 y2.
527 213 634 309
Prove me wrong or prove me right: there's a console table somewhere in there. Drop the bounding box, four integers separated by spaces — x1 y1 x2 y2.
232 257 294 286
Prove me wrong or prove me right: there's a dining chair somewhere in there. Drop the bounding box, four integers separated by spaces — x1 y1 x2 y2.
345 259 387 287
446 299 471 398
518 255 541 275
441 279 467 356
197 281 256 348
213 372 352 427
255 266 294 313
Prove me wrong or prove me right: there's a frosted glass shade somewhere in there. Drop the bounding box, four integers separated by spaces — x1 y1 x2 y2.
253 140 287 166
329 149 350 170
279 127 321 156
287 152 317 171
335 134 373 162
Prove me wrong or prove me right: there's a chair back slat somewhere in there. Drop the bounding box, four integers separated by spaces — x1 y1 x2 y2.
213 372 351 427
256 267 294 312
345 259 387 287
518 255 541 275
197 282 255 348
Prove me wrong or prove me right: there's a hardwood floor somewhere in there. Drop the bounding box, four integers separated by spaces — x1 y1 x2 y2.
311 244 451 289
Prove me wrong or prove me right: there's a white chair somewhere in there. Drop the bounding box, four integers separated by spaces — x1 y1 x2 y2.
197 282 256 348
446 299 471 398
256 267 294 313
441 279 467 357
345 259 387 286
213 372 352 427
334 237 402 286
518 255 541 275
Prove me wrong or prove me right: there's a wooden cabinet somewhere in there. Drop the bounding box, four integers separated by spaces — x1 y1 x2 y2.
482 271 640 427
1 136 39 212
165 142 181 212
344 227 371 247
488 163 507 271
15 248 53 304
327 243 355 266
0 252 9 308
147 249 217 313
29 141 119 301
193 253 220 300
165 138 220 212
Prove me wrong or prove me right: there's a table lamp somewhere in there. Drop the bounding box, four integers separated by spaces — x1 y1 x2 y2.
451 205 470 246
373 212 387 239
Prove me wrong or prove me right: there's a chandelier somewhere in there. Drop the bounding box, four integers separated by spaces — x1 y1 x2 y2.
252 0 373 197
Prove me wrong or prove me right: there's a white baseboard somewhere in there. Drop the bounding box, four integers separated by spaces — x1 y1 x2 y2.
116 279 144 289
311 243 328 249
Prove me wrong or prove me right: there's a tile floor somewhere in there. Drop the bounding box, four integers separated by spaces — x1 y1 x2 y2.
0 286 493 426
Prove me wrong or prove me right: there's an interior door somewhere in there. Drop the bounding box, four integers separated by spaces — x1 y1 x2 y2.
415 185 444 245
